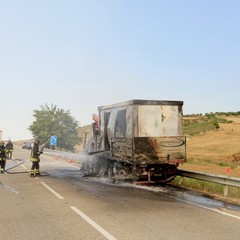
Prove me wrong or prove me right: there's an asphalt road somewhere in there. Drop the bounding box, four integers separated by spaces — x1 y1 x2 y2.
1 147 240 240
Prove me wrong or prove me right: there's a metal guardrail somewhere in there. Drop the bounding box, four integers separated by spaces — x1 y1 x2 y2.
177 169 240 197
43 149 87 164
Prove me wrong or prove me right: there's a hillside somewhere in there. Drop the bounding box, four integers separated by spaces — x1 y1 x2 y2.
75 124 92 152
181 115 240 178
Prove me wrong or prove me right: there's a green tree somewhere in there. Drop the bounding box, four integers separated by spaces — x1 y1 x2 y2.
213 119 220 130
28 104 80 152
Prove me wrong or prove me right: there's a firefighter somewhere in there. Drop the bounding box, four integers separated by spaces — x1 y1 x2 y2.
30 140 43 177
5 140 14 159
0 141 6 173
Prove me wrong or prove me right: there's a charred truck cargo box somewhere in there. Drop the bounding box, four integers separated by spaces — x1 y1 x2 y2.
82 99 186 183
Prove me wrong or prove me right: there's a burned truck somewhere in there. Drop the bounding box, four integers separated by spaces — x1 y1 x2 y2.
82 99 186 183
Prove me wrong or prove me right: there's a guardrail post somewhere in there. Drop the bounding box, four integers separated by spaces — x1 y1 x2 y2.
178 169 240 195
178 177 184 186
223 185 228 198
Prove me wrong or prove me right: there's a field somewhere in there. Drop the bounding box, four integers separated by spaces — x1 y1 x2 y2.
172 115 240 204
181 115 240 178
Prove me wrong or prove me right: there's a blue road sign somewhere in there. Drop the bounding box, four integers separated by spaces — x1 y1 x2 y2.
50 135 57 146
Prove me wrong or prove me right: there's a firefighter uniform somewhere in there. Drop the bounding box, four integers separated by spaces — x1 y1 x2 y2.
30 140 43 177
0 141 6 173
5 140 14 159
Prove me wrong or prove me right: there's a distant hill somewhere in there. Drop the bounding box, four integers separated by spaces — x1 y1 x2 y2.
183 113 233 136
75 124 91 152
181 114 240 178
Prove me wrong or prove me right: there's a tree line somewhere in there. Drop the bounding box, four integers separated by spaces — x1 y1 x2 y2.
184 111 240 117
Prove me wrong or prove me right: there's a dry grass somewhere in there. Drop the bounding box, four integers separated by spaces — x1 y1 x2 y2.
180 116 240 178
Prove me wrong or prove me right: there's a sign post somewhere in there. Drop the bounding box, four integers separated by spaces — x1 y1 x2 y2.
50 135 58 150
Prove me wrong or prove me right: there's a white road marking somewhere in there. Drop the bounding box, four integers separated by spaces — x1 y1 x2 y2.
21 164 27 170
127 183 240 221
70 206 117 240
168 195 240 220
40 182 64 200
0 183 18 194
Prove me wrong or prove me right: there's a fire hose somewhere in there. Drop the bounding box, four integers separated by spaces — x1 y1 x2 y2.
4 158 28 174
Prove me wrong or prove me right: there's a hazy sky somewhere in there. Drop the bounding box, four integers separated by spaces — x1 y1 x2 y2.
1 0 240 141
